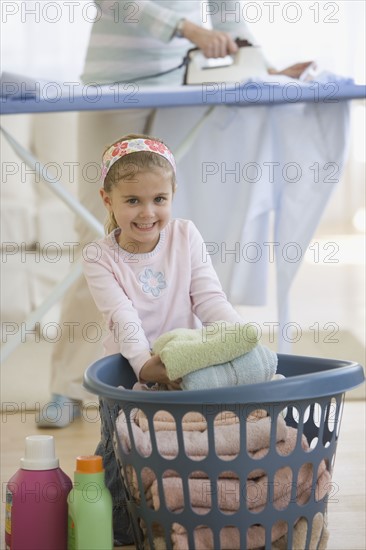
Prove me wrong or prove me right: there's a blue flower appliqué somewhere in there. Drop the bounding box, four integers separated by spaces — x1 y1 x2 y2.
139 268 167 297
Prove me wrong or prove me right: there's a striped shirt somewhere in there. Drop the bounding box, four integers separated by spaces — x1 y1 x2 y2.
81 1 258 85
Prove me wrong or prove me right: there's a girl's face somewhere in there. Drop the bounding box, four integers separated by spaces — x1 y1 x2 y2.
100 167 174 254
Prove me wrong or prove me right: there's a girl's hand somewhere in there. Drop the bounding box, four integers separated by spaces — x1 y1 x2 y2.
140 355 182 389
181 21 238 59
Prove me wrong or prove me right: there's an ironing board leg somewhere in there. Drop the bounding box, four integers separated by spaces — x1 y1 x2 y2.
0 126 104 236
0 126 104 361
1 260 83 362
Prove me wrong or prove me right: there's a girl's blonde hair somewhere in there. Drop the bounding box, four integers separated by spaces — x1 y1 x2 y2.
102 133 176 234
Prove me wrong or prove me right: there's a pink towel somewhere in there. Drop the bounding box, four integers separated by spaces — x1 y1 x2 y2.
150 456 329 514
117 409 288 460
136 409 267 432
168 509 329 550
115 409 331 549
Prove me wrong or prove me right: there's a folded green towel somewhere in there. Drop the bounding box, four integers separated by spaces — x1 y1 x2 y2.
152 321 259 380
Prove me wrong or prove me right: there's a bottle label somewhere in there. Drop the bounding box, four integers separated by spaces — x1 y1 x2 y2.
68 515 76 550
5 487 12 535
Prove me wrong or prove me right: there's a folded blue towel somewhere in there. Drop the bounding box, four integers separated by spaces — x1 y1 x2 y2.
180 344 277 391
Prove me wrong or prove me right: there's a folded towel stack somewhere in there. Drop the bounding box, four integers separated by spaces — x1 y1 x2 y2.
152 321 259 380
152 321 277 390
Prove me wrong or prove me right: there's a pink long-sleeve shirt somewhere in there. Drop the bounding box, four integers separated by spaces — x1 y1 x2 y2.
83 218 243 378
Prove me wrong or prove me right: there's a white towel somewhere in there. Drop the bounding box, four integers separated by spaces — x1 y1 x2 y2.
181 344 278 391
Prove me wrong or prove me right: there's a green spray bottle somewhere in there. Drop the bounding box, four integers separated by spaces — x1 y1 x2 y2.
67 455 113 550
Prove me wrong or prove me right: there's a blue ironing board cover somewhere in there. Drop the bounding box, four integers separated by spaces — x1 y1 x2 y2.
1 79 365 115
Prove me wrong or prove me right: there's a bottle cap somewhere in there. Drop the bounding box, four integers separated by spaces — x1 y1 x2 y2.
20 435 59 470
76 455 104 474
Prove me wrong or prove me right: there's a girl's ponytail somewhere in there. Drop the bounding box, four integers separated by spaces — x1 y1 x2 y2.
105 211 118 235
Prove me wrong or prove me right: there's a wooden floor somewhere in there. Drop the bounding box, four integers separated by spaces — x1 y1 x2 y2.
1 401 365 550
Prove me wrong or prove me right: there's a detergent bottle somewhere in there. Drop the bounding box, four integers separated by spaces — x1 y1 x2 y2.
5 434 72 550
67 455 113 550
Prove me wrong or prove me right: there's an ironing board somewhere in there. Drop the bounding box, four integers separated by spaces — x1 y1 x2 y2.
1 78 365 360
1 78 364 113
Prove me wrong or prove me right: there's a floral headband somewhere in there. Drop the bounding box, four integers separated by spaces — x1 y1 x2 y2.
101 138 176 183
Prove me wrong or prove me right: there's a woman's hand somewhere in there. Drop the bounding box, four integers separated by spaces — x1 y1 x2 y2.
181 20 238 59
140 355 182 389
268 61 315 80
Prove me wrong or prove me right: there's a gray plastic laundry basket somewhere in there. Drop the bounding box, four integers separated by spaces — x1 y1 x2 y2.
84 354 364 550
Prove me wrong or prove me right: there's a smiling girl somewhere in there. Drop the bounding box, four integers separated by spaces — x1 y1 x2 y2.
82 134 245 542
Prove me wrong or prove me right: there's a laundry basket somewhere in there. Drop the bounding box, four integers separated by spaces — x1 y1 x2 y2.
84 354 364 550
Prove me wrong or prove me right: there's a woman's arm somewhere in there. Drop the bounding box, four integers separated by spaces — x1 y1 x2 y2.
179 20 238 58
96 0 238 58
95 0 182 42
209 0 259 44
210 1 274 69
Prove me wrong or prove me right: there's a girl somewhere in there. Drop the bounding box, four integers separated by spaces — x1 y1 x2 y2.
82 133 245 544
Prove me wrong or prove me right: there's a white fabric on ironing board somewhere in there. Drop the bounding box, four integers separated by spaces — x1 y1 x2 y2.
150 94 350 312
